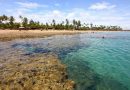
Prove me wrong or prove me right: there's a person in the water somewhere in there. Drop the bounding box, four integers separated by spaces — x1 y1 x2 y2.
102 36 105 39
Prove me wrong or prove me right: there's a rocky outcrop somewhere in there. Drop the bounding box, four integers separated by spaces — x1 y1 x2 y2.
0 54 75 90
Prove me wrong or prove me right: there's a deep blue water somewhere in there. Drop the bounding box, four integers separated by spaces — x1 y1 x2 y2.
0 31 130 90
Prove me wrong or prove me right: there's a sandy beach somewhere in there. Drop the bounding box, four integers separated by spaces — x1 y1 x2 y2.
0 30 86 41
0 29 125 41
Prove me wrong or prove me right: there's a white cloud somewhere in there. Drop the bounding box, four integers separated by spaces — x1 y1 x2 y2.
5 6 130 29
16 2 48 9
10 9 91 24
89 2 116 10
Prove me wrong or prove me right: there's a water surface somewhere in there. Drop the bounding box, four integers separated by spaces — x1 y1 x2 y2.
0 31 130 90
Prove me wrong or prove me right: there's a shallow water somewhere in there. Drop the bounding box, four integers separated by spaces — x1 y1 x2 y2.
0 31 130 90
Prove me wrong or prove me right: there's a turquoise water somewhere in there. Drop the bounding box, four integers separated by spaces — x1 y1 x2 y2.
61 32 130 90
0 31 130 90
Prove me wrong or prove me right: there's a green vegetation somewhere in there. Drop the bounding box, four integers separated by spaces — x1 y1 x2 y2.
0 14 122 30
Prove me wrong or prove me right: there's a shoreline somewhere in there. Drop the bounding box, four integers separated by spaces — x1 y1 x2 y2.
0 29 128 41
0 30 81 41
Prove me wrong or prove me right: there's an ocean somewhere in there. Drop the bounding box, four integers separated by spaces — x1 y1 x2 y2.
0 31 130 90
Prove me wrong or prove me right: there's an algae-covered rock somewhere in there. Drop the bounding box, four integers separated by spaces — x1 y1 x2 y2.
0 54 75 90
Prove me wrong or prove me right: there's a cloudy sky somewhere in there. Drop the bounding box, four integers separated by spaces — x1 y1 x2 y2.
0 0 130 29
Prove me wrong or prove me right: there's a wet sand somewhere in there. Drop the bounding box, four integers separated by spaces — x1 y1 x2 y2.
0 30 84 41
0 30 122 41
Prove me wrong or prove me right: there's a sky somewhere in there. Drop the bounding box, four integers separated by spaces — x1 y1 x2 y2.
0 0 130 30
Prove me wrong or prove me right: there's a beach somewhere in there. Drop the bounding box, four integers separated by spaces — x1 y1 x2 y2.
0 30 84 41
0 30 126 41
1 0 130 89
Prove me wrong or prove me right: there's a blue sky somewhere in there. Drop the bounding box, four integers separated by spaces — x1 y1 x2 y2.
0 0 130 29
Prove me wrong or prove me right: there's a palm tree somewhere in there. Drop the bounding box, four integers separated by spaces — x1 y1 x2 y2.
3 15 8 21
90 23 93 30
9 16 15 25
52 19 56 30
77 20 81 30
23 17 28 29
0 14 123 30
73 19 76 30
0 15 8 29
9 16 15 29
0 16 3 24
29 19 35 29
46 23 49 30
0 15 8 24
19 15 23 27
65 19 69 30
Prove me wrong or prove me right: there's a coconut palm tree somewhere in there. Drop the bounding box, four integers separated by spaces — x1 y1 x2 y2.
22 17 28 29
52 19 56 30
9 16 15 29
73 19 76 30
65 19 69 30
77 20 81 30
9 16 15 25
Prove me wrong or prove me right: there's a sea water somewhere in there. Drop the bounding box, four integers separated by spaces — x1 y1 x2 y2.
60 32 130 90
0 31 130 90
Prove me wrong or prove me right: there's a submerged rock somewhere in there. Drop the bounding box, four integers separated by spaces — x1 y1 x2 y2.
0 54 75 90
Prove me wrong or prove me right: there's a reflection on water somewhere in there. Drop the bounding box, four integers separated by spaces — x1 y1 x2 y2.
0 32 130 90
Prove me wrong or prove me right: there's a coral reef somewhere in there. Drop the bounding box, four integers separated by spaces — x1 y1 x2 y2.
0 54 75 90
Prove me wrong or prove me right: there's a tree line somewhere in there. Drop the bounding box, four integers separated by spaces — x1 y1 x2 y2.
0 15 122 30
